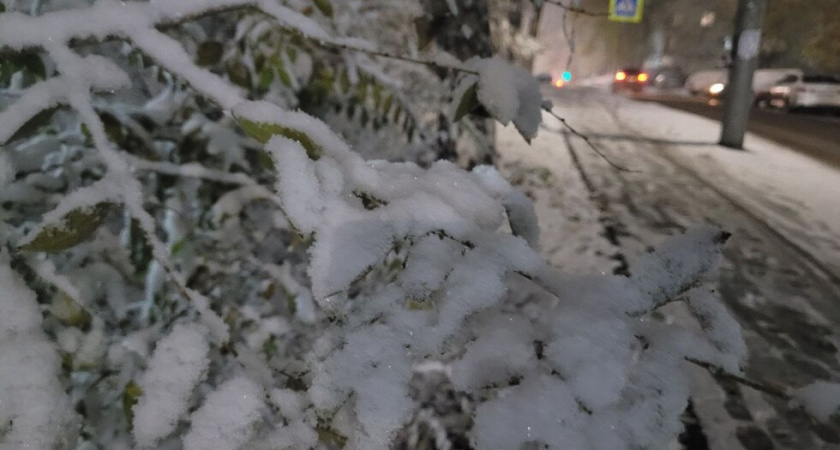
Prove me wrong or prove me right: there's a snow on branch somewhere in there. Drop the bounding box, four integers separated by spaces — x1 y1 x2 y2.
0 251 78 450
0 2 796 450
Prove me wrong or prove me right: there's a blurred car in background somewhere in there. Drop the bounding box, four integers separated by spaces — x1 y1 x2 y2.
535 73 552 84
685 69 727 96
765 73 840 111
686 68 804 102
648 66 686 90
612 68 648 93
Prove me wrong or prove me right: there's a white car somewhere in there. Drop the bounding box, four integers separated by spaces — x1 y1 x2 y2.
767 74 840 110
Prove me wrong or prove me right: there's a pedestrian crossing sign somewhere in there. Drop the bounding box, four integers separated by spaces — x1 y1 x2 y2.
609 0 644 23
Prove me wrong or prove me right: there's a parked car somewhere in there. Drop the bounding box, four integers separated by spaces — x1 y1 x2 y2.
764 73 840 111
747 69 802 107
685 69 726 96
649 66 686 90
612 68 649 93
687 68 803 101
534 73 552 84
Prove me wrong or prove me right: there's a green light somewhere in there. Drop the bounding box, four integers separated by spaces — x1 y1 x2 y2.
562 71 572 82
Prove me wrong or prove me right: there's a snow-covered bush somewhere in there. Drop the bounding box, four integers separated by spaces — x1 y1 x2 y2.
1 1 838 450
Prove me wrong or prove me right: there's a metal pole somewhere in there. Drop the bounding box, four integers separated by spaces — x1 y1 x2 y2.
719 0 767 149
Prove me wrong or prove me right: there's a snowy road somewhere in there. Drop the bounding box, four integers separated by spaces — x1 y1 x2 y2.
498 88 840 450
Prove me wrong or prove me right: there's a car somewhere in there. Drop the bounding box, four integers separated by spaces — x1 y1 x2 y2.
649 66 686 90
534 73 552 84
612 68 649 93
765 73 840 111
688 68 803 101
752 69 802 107
685 69 726 96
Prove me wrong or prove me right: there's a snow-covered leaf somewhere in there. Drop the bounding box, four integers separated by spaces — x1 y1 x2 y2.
6 106 59 143
133 324 210 448
19 202 114 252
793 381 840 422
234 115 321 160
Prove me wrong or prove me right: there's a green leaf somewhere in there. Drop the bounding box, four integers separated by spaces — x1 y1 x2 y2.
257 149 276 171
226 61 252 89
277 65 293 88
6 106 59 143
170 238 187 256
258 66 275 89
339 69 350 94
317 427 347 448
49 292 92 328
1 53 47 81
235 116 321 160
0 4 5 12
99 111 125 144
313 0 333 17
196 41 224 67
453 81 479 122
123 381 143 425
269 54 294 88
20 202 114 252
381 94 393 115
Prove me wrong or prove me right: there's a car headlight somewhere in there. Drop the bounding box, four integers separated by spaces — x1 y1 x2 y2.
709 83 725 94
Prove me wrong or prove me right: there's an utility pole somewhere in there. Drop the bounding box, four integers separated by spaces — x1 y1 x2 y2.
719 0 767 149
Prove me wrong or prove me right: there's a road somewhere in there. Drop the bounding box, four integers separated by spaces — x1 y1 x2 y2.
501 88 840 450
637 93 840 169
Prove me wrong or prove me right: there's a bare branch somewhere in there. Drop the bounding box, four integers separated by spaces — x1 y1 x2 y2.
543 0 610 17
543 107 637 172
685 357 791 400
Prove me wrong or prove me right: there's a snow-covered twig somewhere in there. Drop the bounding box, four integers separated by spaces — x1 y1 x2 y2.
43 42 229 342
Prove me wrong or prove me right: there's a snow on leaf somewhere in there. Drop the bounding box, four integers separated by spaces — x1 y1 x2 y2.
132 323 210 448
182 376 264 450
19 202 114 252
235 114 321 160
629 226 730 315
793 381 840 422
0 251 78 450
473 57 543 141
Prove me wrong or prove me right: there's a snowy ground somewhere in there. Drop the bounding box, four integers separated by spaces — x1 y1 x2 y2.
497 87 840 450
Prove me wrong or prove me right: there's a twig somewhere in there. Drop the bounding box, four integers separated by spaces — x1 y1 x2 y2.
0 2 478 76
320 41 478 76
543 0 610 17
685 357 791 400
543 107 637 172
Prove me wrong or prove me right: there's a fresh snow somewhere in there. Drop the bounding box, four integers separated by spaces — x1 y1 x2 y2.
182 376 265 450
132 324 210 448
0 251 78 450
0 2 798 449
793 381 840 422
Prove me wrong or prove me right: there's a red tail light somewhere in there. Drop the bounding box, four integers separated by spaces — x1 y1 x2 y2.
615 71 627 81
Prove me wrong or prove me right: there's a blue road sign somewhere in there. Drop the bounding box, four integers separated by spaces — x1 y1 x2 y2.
609 0 644 23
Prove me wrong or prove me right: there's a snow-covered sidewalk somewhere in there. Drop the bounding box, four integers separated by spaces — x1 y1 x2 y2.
496 88 840 450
